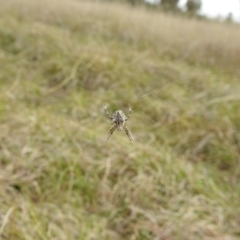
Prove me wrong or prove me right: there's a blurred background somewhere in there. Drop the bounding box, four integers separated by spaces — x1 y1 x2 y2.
148 0 240 22
0 0 240 239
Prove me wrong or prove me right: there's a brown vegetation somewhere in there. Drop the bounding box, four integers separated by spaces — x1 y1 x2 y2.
0 0 240 239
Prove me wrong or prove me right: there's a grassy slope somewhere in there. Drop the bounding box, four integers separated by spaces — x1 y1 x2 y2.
0 0 240 239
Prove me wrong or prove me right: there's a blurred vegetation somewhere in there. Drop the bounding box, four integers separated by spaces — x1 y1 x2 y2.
161 0 179 11
186 0 201 15
109 0 203 16
0 0 240 239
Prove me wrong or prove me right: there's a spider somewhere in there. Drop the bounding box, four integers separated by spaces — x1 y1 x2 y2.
104 105 134 143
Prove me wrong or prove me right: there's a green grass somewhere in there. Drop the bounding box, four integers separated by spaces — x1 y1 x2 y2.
0 0 240 239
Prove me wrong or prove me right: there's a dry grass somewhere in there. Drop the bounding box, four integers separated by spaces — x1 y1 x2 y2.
0 0 240 239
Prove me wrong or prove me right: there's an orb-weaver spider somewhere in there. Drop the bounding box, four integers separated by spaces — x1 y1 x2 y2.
104 105 134 143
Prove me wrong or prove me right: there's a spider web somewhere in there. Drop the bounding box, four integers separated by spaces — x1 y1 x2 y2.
105 70 189 123
104 66 240 143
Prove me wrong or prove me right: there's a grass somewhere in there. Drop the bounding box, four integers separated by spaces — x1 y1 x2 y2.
0 0 240 239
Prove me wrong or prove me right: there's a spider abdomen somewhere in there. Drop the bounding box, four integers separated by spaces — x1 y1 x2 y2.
113 110 125 122
112 110 126 130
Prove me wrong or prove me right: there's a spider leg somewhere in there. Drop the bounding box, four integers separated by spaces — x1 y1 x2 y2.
126 105 132 121
123 124 134 143
104 106 113 120
105 124 117 142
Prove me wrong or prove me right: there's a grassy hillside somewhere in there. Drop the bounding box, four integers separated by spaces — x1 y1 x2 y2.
0 0 240 239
